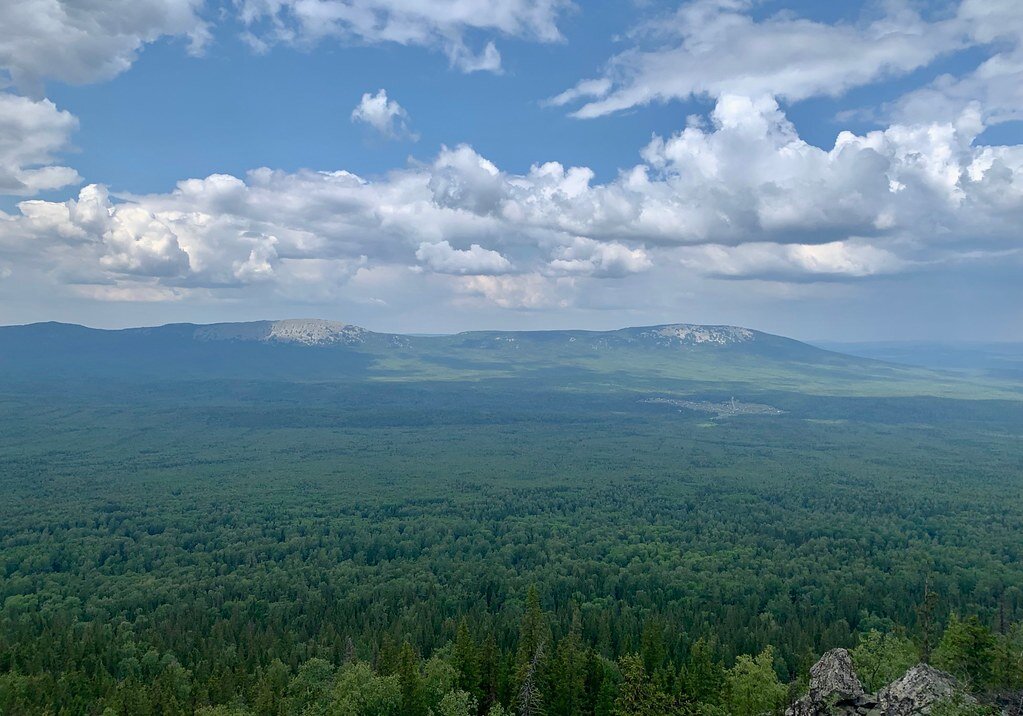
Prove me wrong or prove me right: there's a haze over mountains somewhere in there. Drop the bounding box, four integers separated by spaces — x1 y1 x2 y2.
818 340 1023 382
2 318 1017 399
0 318 806 349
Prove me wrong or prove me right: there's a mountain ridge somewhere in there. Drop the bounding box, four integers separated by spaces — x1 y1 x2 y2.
1 318 772 347
2 318 1016 399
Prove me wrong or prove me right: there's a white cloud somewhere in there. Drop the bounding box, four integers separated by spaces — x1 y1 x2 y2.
233 240 279 283
0 0 209 92
677 241 906 279
551 0 963 118
547 237 652 278
448 41 502 74
10 182 283 286
0 0 210 205
236 0 570 73
891 0 1023 127
97 204 192 277
0 93 80 196
416 240 511 275
351 89 418 140
459 273 571 309
2 95 1020 314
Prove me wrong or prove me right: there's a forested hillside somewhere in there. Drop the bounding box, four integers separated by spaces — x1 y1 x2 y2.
1 325 1021 714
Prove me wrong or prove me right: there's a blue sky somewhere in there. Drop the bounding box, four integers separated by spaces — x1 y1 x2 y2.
42 3 703 190
1 0 1021 340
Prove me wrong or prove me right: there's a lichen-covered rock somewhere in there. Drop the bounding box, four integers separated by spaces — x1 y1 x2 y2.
877 664 965 715
809 649 866 703
786 649 867 716
785 653 973 716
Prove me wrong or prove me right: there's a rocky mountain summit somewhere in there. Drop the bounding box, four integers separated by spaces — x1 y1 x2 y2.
642 324 755 346
787 649 971 715
193 319 367 346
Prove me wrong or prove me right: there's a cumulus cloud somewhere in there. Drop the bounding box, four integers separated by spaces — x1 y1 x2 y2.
0 93 80 196
0 0 209 92
548 237 652 278
97 204 192 277
415 240 512 275
236 0 570 73
10 182 283 286
1 95 1020 312
351 89 418 140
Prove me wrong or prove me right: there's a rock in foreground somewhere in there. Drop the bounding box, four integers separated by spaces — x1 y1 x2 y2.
786 650 969 716
878 664 961 715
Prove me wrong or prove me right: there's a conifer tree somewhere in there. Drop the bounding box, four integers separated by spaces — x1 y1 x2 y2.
377 635 400 676
453 618 481 704
516 640 547 716
917 577 940 663
398 641 427 716
612 653 677 716
479 630 501 713
251 659 289 716
516 586 548 675
551 609 586 716
679 636 724 704
639 618 666 676
514 585 550 713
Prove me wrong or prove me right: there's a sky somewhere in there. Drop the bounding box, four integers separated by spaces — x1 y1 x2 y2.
0 0 1021 341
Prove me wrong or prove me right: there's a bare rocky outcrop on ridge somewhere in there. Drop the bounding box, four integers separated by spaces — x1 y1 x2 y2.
190 319 759 349
193 319 367 346
643 324 755 346
786 650 972 716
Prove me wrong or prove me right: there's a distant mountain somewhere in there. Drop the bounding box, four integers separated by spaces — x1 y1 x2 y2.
189 319 758 349
0 319 1015 398
817 340 1023 381
185 319 814 358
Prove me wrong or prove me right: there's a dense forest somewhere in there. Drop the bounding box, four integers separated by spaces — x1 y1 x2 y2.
1 376 1022 714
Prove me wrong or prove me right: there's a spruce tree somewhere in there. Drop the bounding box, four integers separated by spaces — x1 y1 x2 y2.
398 641 427 716
479 630 501 713
453 618 481 704
551 609 586 716
613 653 677 716
514 585 549 713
